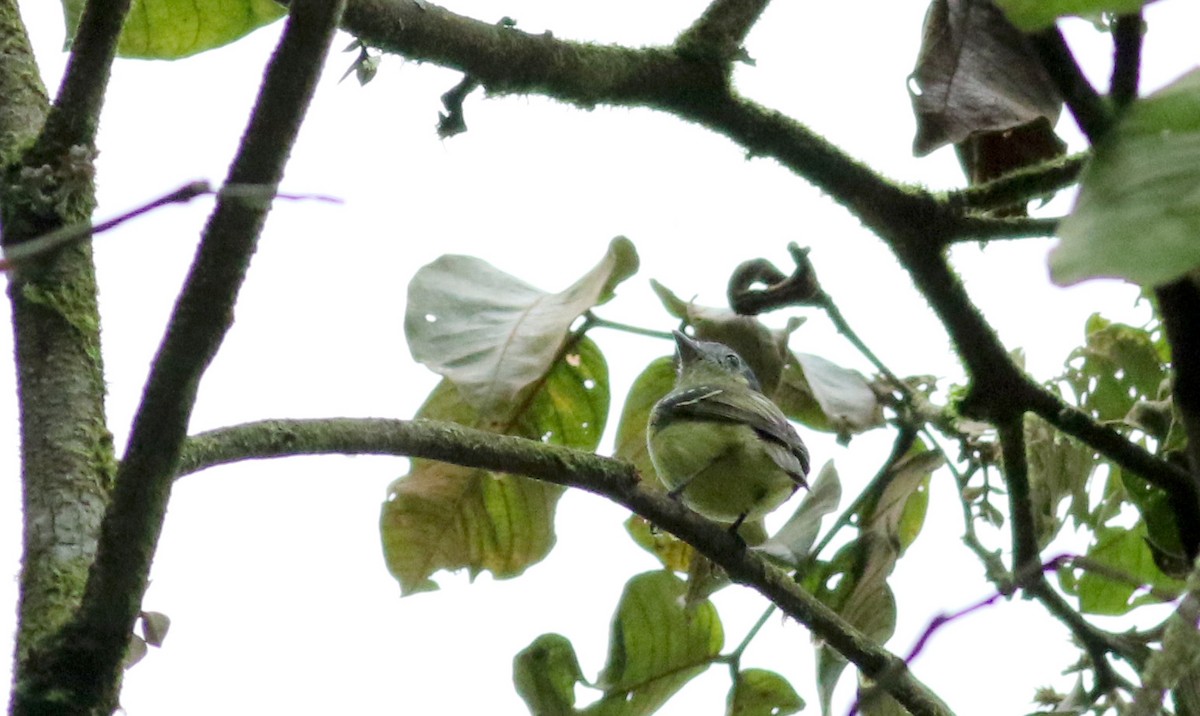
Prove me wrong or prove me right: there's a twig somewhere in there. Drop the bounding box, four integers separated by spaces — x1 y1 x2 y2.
997 417 1038 571
1155 279 1200 505
946 215 1060 243
27 0 130 163
676 0 771 61
1027 27 1113 144
810 427 918 558
728 243 911 401
21 4 348 713
944 153 1087 213
581 312 674 340
1110 12 1144 110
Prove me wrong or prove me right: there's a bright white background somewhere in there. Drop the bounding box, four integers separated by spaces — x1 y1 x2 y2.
2 1 1197 713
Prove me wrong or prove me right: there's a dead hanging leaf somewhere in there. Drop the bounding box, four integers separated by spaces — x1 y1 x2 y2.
956 117 1067 214
910 0 1062 157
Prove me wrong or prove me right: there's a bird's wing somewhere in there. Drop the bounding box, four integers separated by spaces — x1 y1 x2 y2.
655 386 810 480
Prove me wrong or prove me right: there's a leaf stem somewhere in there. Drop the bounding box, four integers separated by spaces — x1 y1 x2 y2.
582 312 674 340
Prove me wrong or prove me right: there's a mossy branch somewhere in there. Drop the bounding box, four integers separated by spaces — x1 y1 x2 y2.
177 416 953 716
10 3 346 713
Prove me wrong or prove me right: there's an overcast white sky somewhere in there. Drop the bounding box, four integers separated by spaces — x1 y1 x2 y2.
3 1 1198 714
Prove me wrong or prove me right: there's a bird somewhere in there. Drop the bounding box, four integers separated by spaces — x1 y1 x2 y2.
647 330 810 534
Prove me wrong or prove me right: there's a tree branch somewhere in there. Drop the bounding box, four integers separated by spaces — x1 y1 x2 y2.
177 417 953 716
11 3 346 713
1156 278 1200 505
947 215 1059 243
943 153 1086 213
997 417 1038 571
1027 27 1113 145
0 0 48 165
337 0 1197 555
1109 12 1143 110
341 0 927 227
998 420 1127 698
676 0 771 62
26 0 129 165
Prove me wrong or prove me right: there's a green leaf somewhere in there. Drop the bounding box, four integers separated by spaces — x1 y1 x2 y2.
406 237 637 415
727 669 804 716
994 0 1154 31
63 0 285 59
625 515 694 574
1076 523 1183 615
1051 68 1200 287
381 338 608 595
613 356 676 487
584 571 723 715
514 634 586 715
758 460 842 565
863 444 940 554
1119 467 1188 575
1063 315 1165 423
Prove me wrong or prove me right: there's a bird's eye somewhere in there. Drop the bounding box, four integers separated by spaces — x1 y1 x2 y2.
724 354 742 369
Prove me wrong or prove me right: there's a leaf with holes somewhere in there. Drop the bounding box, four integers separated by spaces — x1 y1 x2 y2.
585 571 723 715
513 634 586 715
1025 415 1095 546
381 338 608 595
406 237 637 416
728 669 804 716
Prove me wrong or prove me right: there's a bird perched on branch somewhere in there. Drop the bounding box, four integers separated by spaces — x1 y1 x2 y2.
647 330 810 535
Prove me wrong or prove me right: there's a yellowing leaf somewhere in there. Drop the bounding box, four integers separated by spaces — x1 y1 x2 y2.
381 339 608 595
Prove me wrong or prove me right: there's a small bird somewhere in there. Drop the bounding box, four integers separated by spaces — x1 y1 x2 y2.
647 330 810 533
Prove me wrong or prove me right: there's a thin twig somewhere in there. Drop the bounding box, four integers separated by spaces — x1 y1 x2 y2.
944 153 1087 213
28 0 130 162
1028 27 1113 144
810 427 918 558
1110 12 1144 110
582 312 674 340
946 215 1060 243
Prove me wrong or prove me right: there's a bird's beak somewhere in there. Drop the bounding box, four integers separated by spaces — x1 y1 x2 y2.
672 329 700 364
